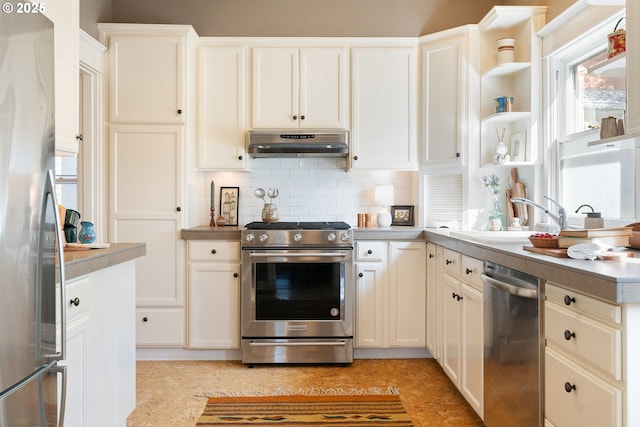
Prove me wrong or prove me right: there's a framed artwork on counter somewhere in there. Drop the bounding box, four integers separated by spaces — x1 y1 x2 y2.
220 187 239 226
391 205 414 226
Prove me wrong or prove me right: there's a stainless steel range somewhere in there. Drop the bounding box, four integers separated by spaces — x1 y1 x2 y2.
241 221 354 365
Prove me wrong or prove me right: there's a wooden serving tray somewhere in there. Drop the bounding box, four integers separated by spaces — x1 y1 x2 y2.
523 246 568 258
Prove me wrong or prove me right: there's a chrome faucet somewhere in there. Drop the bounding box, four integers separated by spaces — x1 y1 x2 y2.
510 196 568 231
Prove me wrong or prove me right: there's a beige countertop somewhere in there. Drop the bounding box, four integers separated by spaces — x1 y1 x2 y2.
62 242 146 281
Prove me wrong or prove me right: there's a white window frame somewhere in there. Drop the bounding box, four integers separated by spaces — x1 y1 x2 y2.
546 10 633 224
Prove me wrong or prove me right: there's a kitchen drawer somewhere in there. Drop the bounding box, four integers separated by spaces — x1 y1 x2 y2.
460 255 483 291
136 308 185 346
189 241 240 262
546 282 621 325
545 301 622 381
356 241 387 262
442 248 461 277
59 276 91 323
545 348 622 427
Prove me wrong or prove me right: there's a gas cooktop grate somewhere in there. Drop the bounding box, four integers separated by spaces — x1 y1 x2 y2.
244 221 351 230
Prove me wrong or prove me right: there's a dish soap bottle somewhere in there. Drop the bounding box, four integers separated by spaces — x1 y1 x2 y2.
575 204 604 229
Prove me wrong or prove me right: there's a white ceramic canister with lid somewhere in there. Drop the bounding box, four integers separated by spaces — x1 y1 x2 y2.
496 38 515 64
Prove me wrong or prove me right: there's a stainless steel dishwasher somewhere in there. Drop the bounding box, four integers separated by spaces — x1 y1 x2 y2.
482 261 542 427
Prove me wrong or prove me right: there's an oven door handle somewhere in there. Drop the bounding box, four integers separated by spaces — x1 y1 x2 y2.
249 252 348 258
248 341 347 347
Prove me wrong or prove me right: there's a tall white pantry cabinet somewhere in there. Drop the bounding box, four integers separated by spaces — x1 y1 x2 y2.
99 24 197 347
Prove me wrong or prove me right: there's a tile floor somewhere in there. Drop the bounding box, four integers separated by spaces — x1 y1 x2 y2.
127 358 484 427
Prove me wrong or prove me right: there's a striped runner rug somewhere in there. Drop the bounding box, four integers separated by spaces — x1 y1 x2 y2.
196 394 414 426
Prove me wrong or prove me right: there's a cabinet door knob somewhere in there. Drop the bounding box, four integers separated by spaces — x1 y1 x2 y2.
465 268 473 275
445 259 453 265
564 382 576 393
76 134 84 141
177 109 182 114
563 330 576 341
353 155 359 161
428 253 435 259
563 295 576 306
176 207 182 212
358 272 364 278
233 273 239 278
238 155 243 160
142 317 148 322
211 249 217 254
292 115 298 120
456 152 460 158
300 115 305 120
70 297 80 307
367 249 373 255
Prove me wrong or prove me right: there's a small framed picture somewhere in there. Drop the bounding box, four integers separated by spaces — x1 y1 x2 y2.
510 130 526 162
390 205 414 226
219 187 239 226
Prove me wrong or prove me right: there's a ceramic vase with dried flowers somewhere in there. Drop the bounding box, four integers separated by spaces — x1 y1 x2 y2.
482 174 504 231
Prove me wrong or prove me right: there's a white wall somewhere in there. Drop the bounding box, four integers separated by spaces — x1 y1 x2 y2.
187 159 417 228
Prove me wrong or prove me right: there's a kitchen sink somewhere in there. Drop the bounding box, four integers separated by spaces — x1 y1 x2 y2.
449 230 533 244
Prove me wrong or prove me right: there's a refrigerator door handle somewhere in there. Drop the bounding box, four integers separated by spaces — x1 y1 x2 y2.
51 364 67 427
39 169 66 361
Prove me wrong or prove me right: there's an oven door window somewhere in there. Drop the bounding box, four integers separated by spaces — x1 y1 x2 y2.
255 262 344 321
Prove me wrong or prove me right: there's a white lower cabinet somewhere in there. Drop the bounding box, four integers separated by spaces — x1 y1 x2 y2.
109 124 186 347
60 276 90 427
187 241 241 349
544 282 623 427
355 241 426 348
425 243 442 362
436 247 484 418
58 261 136 427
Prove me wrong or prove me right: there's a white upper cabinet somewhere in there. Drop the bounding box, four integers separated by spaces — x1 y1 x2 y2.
102 25 196 124
43 0 79 154
351 47 418 170
251 47 348 129
197 45 248 170
420 27 479 167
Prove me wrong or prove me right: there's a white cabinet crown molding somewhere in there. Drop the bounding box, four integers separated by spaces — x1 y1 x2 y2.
79 30 106 72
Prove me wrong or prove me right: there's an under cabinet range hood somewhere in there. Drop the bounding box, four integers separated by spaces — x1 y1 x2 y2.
247 129 349 158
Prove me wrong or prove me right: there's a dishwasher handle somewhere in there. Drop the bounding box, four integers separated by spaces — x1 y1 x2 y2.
481 273 538 299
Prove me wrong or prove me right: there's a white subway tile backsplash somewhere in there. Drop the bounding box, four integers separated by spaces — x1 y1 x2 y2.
191 159 417 227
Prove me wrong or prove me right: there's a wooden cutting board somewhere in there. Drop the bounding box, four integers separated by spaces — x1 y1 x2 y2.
523 246 568 257
510 168 528 225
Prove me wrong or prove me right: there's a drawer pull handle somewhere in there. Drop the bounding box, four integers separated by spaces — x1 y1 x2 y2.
211 249 217 254
563 295 576 306
446 259 453 265
564 382 576 393
367 249 373 255
70 297 80 307
563 330 576 341
465 268 473 275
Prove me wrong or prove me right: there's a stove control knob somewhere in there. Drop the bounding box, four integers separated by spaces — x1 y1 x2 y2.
340 232 350 242
327 233 337 242
245 233 255 242
293 233 303 242
259 233 269 243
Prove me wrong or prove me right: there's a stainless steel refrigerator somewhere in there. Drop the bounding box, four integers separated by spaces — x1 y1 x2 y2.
0 3 67 426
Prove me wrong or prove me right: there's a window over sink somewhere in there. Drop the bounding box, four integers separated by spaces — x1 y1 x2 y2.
549 10 634 222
